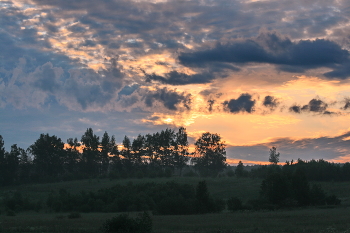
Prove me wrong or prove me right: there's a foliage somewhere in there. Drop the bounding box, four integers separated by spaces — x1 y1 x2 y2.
227 197 243 211
194 180 224 213
235 161 247 177
250 159 350 182
3 127 350 187
29 133 65 180
260 168 341 208
43 180 224 215
194 132 227 177
2 191 40 213
268 147 280 165
101 212 152 233
67 212 81 219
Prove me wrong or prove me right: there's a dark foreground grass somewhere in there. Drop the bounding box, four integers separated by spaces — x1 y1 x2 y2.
1 177 350 232
1 207 350 233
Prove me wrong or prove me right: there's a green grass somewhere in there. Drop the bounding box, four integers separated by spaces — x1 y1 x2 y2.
1 208 350 233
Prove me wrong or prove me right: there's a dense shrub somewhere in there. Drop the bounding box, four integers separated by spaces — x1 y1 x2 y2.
227 197 243 211
260 169 341 208
325 195 341 205
3 191 39 212
101 212 152 233
67 212 81 219
45 180 224 215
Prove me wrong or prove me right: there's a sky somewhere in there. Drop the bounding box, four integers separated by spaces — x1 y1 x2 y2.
1 0 350 165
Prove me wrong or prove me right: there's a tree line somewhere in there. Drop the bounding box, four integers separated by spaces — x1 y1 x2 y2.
0 127 227 185
2 127 350 186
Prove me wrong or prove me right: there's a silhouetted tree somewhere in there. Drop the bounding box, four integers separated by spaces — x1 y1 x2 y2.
29 134 65 180
0 135 6 185
172 127 189 175
81 128 100 176
64 137 81 174
195 180 212 213
121 135 133 171
235 161 244 177
158 129 175 168
269 147 280 165
101 132 117 175
132 134 145 166
194 132 227 176
2 144 21 185
144 133 160 167
18 147 31 183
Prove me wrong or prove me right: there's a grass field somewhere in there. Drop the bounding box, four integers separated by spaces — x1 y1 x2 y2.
1 207 350 233
1 177 350 232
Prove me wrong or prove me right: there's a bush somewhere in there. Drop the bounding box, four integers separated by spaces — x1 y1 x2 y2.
325 195 341 205
227 197 243 211
226 169 235 177
6 209 16 216
101 212 152 233
67 212 81 219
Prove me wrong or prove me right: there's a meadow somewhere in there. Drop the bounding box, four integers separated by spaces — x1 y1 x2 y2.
1 177 350 233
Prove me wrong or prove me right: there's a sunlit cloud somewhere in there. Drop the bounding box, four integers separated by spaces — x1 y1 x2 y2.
1 0 350 164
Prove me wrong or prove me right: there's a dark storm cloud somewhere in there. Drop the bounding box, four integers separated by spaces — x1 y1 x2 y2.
145 71 217 85
223 93 255 113
179 32 350 78
324 61 350 79
289 98 328 114
263 95 279 110
227 131 350 162
143 88 191 111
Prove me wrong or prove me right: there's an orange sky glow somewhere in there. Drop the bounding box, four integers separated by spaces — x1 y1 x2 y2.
1 0 350 164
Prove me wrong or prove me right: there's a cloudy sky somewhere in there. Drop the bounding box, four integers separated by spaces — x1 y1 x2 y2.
1 0 350 164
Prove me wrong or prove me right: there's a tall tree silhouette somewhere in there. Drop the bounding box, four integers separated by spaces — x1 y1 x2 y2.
0 135 6 185
132 134 145 166
121 135 133 170
144 133 160 167
269 147 280 165
65 137 81 174
172 127 189 174
235 161 244 177
2 144 21 185
159 128 175 168
101 132 117 175
194 132 227 176
81 128 100 176
29 134 65 179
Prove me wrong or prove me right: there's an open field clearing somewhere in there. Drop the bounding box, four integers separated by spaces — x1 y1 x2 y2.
1 207 350 233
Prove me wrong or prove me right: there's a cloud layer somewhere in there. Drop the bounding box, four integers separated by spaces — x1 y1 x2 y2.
1 0 350 163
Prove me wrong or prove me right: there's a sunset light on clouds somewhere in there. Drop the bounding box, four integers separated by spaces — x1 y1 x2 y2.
1 0 350 164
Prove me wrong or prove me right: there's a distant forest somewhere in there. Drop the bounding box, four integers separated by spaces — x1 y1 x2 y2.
1 127 350 186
